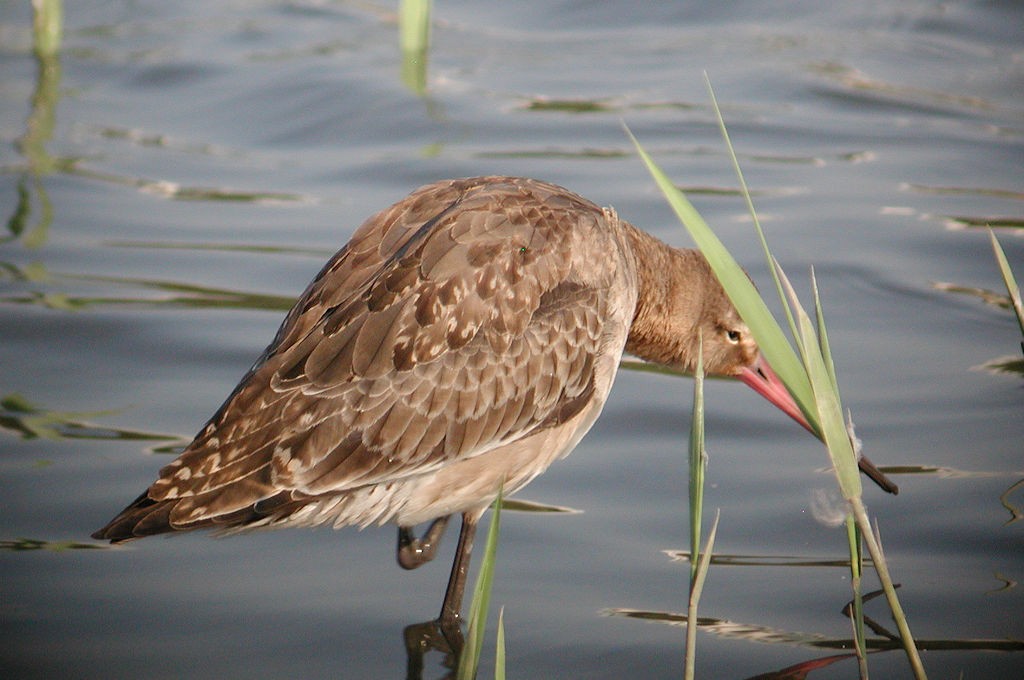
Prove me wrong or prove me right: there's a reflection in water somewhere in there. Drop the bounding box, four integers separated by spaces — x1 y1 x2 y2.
742 652 853 680
624 553 1024 675
942 215 1024 230
403 618 460 680
0 269 298 312
6 1 64 249
933 280 1024 374
0 538 108 552
606 606 1024 652
2 2 1019 678
396 0 448 150
809 60 997 113
933 281 1016 311
904 184 1024 201
999 479 1024 526
0 392 182 445
664 550 873 569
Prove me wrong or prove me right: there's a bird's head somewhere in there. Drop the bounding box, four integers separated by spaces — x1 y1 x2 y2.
688 256 813 433
628 248 813 433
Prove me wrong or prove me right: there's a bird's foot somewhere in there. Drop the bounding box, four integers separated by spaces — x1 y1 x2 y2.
403 616 464 680
397 515 451 570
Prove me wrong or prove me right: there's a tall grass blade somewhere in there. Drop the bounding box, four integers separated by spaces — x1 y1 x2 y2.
494 607 506 680
625 103 925 677
852 499 927 678
32 0 63 57
988 229 1024 352
623 125 816 427
704 73 800 347
457 488 503 680
685 339 711 680
776 265 863 499
685 510 720 680
810 267 840 391
398 0 431 94
845 515 869 678
399 0 431 53
688 337 706 584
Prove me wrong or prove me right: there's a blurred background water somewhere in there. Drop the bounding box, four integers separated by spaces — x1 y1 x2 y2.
1 1 1022 678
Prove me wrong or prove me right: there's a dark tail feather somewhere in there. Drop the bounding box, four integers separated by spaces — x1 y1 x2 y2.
92 491 183 543
92 490 304 542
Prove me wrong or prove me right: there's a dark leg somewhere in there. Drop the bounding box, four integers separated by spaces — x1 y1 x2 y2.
438 511 479 630
403 620 457 680
397 515 451 570
401 509 484 674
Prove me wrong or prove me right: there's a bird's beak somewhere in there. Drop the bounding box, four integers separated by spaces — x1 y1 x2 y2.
736 356 900 495
736 357 814 434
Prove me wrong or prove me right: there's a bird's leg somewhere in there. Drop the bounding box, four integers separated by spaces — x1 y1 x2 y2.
397 515 451 570
400 512 481 671
403 620 457 680
437 511 480 639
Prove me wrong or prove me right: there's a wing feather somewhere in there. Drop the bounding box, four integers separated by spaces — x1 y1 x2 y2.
139 177 629 529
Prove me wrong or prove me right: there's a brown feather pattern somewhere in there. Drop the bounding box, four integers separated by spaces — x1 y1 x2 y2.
93 176 765 542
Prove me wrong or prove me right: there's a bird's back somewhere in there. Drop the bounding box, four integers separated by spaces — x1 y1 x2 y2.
93 177 639 541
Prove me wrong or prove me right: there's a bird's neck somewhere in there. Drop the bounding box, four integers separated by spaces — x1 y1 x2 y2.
620 223 705 369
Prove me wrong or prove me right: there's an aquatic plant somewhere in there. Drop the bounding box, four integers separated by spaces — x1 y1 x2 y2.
625 77 927 679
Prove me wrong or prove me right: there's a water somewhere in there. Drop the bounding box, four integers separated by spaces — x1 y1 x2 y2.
2 1 1022 678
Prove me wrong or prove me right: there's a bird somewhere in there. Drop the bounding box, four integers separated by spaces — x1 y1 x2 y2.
92 176 897 637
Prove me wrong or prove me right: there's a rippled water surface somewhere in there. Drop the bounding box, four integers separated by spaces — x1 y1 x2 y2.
2 2 1022 678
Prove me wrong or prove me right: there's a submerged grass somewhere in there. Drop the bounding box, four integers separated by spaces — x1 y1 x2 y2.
625 77 927 679
32 0 62 58
398 0 431 94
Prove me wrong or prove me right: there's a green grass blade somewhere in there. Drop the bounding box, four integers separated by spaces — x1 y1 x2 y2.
851 499 927 678
704 74 801 348
811 267 840 391
32 0 63 57
685 509 720 680
689 337 706 584
457 488 503 680
399 0 431 53
624 125 816 427
626 110 924 677
845 515 869 678
494 607 506 680
989 229 1024 348
398 0 431 94
776 264 862 499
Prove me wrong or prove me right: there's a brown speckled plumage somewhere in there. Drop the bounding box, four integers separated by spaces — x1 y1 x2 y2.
93 176 893 628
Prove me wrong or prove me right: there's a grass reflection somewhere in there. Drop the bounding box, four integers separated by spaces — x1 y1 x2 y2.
665 550 874 569
932 280 1024 376
5 0 64 250
903 183 1024 201
103 240 331 257
0 267 297 313
0 393 181 445
523 98 616 113
605 607 1024 653
0 538 109 552
942 215 1024 231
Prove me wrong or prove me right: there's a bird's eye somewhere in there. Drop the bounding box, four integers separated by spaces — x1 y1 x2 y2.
726 329 741 344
